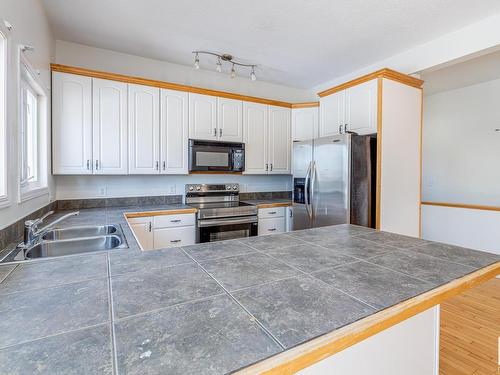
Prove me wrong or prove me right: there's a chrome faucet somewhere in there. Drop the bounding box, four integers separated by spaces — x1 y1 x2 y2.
23 211 79 247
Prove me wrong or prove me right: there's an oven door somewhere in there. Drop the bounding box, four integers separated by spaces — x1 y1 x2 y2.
189 144 234 172
197 216 258 243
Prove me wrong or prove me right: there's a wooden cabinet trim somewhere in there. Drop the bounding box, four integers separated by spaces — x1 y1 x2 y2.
124 209 197 218
317 68 424 98
291 102 319 108
421 201 500 212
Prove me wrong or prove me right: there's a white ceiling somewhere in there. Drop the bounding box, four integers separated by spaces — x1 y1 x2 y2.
42 0 500 89
421 48 500 96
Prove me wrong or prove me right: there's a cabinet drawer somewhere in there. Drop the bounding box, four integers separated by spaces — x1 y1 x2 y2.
153 226 195 249
154 213 195 228
258 217 285 236
127 216 152 225
258 207 285 219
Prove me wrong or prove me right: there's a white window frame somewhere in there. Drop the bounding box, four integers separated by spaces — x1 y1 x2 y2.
0 26 9 208
18 48 48 202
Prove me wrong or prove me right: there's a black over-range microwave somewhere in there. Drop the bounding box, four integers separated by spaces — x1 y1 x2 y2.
188 139 245 172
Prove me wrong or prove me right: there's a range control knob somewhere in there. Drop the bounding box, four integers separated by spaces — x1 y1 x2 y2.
226 186 231 190
232 185 238 190
189 186 194 191
196 185 201 191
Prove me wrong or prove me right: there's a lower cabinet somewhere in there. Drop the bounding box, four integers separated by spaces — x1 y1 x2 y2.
128 213 195 250
258 207 287 236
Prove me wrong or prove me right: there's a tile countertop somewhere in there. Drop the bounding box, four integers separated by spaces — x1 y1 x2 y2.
0 207 499 374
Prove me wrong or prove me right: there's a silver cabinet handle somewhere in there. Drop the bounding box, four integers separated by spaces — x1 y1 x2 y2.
170 239 181 243
86 160 90 170
338 124 342 134
268 228 276 232
148 222 152 232
270 164 273 171
265 163 268 171
170 219 181 223
162 161 166 170
268 211 277 215
344 124 348 133
95 160 99 170
219 128 222 137
156 161 159 170
213 128 217 137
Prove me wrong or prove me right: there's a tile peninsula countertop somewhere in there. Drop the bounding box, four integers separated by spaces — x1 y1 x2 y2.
0 206 498 374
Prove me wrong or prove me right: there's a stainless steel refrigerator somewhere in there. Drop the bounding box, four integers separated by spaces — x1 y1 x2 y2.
292 134 377 230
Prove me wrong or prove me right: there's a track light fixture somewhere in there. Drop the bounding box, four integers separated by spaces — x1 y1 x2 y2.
192 51 257 81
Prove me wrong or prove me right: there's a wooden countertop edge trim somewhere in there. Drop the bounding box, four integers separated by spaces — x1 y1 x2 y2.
317 68 424 97
124 208 197 218
421 201 500 212
290 102 319 109
256 202 292 208
235 261 500 375
51 63 294 108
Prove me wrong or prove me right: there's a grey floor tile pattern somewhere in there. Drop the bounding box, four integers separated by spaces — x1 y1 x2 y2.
108 247 193 276
356 231 424 249
182 239 256 261
0 253 108 295
412 241 500 268
0 264 16 282
290 225 375 243
314 237 394 260
114 295 282 375
0 278 109 348
200 253 299 291
265 243 357 273
0 324 113 375
112 263 225 319
239 233 305 251
233 276 375 348
313 261 434 310
369 249 477 284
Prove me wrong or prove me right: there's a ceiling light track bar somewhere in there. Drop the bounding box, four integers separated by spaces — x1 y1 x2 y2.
192 50 257 80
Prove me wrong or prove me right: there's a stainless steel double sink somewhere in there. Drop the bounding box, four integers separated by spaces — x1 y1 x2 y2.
1 224 128 263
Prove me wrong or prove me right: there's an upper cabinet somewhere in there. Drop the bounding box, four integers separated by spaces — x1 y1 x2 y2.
92 78 128 174
52 72 93 174
160 89 189 174
345 79 377 135
292 107 319 141
319 78 377 137
244 104 291 175
128 84 160 174
217 97 243 142
188 93 217 141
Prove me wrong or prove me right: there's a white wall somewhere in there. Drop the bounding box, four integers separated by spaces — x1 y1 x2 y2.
55 175 292 200
422 79 500 205
55 40 316 103
0 0 55 230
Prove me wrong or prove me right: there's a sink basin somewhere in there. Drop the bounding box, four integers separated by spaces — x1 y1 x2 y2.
24 235 124 259
42 224 118 240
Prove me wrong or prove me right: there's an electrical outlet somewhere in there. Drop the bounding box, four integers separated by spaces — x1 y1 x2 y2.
98 186 106 197
169 185 176 194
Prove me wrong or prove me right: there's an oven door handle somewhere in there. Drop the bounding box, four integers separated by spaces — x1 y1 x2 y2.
198 216 258 227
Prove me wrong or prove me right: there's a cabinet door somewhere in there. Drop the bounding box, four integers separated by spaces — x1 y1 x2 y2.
92 78 128 174
160 89 188 174
129 218 153 250
268 106 291 174
153 226 196 249
319 91 345 137
345 79 377 135
292 107 318 141
217 98 243 142
128 84 160 174
258 217 286 236
52 72 92 174
188 93 217 141
243 102 268 174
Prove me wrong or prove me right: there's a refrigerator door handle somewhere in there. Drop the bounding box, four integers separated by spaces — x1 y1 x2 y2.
304 161 312 219
310 161 317 219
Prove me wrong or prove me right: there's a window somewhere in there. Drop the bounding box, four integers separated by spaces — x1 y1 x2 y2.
0 29 7 207
18 51 48 201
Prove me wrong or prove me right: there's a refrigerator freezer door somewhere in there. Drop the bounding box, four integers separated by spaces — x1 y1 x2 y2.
292 140 313 178
311 135 351 227
292 204 312 230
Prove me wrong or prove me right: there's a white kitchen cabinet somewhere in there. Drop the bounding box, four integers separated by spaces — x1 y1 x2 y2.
258 207 285 219
153 226 196 249
160 89 189 174
243 102 269 174
92 78 128 174
188 93 217 141
345 79 377 135
128 216 154 250
217 97 243 142
268 106 291 174
52 72 93 174
319 90 345 137
258 216 286 236
292 107 319 141
128 84 160 174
